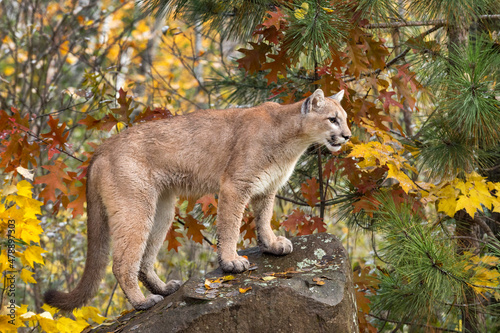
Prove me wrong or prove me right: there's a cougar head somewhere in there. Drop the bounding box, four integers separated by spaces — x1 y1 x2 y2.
301 89 351 152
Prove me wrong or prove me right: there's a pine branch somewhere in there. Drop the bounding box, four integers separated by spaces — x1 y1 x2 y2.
365 14 500 29
367 313 461 332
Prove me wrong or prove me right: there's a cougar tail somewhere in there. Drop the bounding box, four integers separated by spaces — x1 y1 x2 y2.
44 163 110 311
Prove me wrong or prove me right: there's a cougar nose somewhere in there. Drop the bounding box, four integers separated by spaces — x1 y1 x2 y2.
342 134 351 141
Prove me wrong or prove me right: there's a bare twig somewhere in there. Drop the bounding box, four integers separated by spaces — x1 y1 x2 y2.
365 14 500 29
104 281 119 317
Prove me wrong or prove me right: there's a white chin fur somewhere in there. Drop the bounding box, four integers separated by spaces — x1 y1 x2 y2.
324 140 342 152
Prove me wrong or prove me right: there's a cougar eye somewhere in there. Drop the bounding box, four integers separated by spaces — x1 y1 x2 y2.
328 117 338 124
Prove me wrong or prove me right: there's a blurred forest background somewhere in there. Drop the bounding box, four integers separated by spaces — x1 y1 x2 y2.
1 0 500 332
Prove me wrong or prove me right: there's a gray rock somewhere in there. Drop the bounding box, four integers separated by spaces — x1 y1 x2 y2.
87 233 358 333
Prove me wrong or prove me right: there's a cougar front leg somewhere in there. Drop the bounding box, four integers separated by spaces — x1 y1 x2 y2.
217 181 251 273
251 192 293 255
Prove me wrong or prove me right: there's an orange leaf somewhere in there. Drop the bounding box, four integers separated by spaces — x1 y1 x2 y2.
240 214 256 241
301 178 320 208
196 195 218 217
236 42 271 74
165 222 182 252
184 214 206 244
133 107 173 124
40 116 70 160
34 160 71 203
239 286 252 293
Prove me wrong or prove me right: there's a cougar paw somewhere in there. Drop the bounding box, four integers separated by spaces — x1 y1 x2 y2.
161 280 182 296
262 236 293 256
220 256 250 273
134 294 164 311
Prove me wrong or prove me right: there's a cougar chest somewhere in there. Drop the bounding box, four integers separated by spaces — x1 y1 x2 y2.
253 159 297 195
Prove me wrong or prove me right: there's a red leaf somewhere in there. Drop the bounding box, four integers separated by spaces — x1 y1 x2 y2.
40 116 70 160
78 113 119 132
133 107 173 124
34 160 71 203
111 88 133 123
281 209 306 234
66 178 87 217
184 214 206 244
261 50 290 85
365 36 389 70
165 222 182 252
352 194 380 217
236 42 271 74
301 178 320 208
240 213 256 241
346 34 369 77
262 8 285 30
378 89 404 110
78 114 102 130
257 26 282 45
281 210 325 235
196 195 218 217
309 216 326 234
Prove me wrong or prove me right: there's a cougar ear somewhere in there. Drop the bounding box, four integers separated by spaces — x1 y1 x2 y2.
301 89 325 115
329 90 345 103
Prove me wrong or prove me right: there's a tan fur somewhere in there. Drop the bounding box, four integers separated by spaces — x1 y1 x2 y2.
44 89 351 311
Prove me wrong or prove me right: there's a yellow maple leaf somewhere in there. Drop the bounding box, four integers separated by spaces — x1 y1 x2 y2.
386 163 415 194
39 315 58 333
41 304 59 317
436 185 458 217
16 180 33 197
455 195 481 218
21 246 47 268
73 306 106 324
56 317 89 333
20 269 37 284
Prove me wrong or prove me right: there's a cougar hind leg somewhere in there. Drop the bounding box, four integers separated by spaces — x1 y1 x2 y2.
139 192 182 296
109 194 164 310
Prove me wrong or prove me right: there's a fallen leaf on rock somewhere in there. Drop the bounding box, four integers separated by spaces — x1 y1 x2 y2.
222 275 235 282
262 276 276 281
239 286 252 293
312 277 325 286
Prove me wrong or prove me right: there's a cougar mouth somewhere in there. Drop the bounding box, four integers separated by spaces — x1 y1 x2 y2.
327 137 341 147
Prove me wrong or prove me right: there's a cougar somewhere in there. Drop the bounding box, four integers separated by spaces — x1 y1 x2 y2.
44 89 351 310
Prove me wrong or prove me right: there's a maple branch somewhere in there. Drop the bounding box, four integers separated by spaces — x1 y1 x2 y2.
364 15 500 29
36 101 89 118
276 195 310 206
275 194 351 207
20 128 84 163
367 313 461 332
